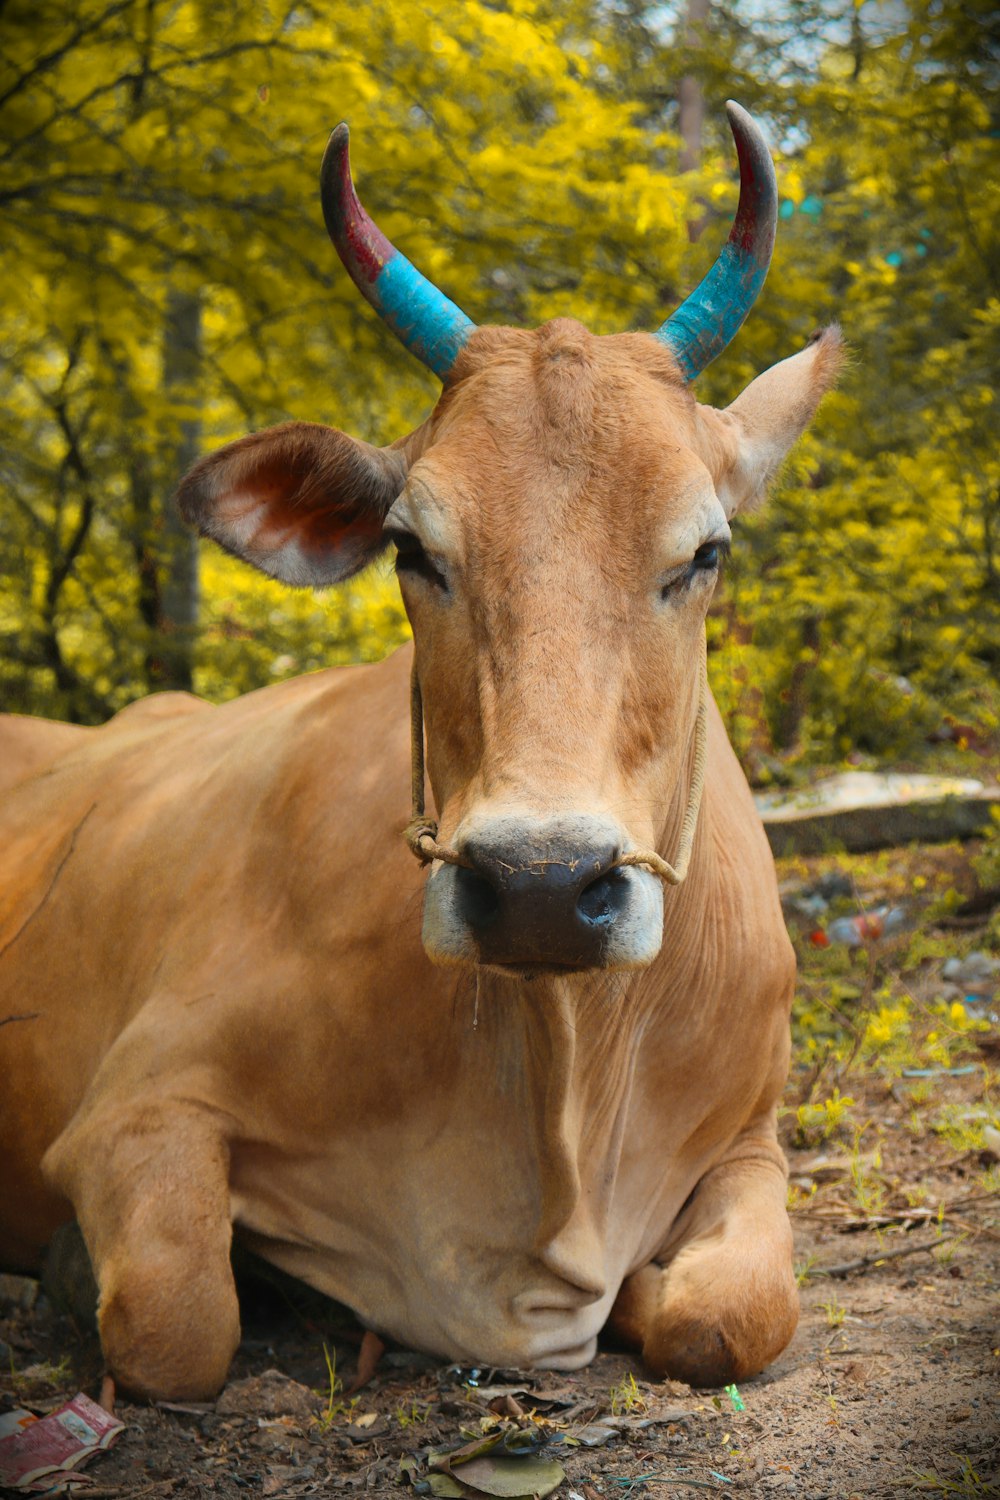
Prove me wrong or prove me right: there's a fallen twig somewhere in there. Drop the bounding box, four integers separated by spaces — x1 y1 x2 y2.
810 1233 960 1279
98 1372 116 1414
345 1327 385 1395
608 1477 726 1492
80 1485 183 1499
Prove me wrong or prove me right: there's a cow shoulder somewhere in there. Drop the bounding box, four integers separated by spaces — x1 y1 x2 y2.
0 716 94 796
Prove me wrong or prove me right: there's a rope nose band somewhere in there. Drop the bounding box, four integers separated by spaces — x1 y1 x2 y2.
403 638 709 888
404 657 473 870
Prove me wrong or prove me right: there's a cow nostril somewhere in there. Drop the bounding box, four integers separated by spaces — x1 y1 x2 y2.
577 868 631 928
454 866 500 932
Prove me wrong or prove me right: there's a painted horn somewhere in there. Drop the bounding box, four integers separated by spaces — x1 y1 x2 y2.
654 101 778 381
320 124 476 381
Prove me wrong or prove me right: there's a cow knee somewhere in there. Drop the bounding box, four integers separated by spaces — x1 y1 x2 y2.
611 1167 800 1389
639 1233 798 1386
44 1098 240 1399
99 1252 240 1401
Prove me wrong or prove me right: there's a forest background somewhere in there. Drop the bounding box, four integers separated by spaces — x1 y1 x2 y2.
0 0 996 775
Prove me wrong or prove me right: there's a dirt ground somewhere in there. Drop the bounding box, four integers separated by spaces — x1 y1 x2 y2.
2 843 998 1499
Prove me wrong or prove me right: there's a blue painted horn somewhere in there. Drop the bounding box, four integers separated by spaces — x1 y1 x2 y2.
320 101 776 384
654 102 778 380
319 124 475 380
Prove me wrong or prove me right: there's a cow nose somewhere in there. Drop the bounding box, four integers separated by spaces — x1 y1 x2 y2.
450 822 642 970
422 814 666 971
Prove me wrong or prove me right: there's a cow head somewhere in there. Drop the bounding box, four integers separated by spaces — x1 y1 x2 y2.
178 105 842 978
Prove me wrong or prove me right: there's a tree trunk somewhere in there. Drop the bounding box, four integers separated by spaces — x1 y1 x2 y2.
152 288 201 693
679 0 709 242
678 0 708 172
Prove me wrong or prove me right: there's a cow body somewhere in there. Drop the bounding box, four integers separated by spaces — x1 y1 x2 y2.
1 105 844 1397
1 638 794 1392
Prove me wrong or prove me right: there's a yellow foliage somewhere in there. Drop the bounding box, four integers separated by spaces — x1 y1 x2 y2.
0 0 995 755
865 1005 909 1050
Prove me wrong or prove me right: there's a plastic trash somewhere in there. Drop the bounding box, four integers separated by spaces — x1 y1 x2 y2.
819 906 909 947
942 952 1000 989
0 1393 124 1492
783 872 853 919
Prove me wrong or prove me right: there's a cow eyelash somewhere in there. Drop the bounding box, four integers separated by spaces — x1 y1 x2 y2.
661 537 730 599
385 527 449 592
693 537 730 572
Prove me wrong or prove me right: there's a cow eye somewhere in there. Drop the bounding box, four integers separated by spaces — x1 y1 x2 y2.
385 527 448 592
692 541 721 571
661 538 729 599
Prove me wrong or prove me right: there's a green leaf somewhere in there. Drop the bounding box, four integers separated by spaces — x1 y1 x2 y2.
447 1454 565 1499
426 1475 467 1498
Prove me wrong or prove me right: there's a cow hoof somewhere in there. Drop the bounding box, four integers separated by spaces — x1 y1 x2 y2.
642 1278 799 1388
643 1319 746 1387
99 1258 240 1402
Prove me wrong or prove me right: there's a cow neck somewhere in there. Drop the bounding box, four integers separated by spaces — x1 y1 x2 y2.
462 968 648 1277
528 978 641 1265
403 633 709 885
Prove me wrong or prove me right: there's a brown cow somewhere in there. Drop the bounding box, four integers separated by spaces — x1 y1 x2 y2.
0 105 842 1400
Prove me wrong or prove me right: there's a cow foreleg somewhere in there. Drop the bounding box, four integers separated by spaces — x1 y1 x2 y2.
609 1142 797 1386
43 1101 240 1401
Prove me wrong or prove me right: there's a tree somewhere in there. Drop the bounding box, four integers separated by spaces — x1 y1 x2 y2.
707 0 999 761
0 0 702 718
2 0 995 771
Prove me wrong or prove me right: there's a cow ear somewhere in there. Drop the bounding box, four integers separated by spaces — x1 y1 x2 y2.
713 326 845 517
176 421 408 586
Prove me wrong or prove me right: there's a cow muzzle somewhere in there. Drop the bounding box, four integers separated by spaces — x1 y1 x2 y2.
421 814 665 973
